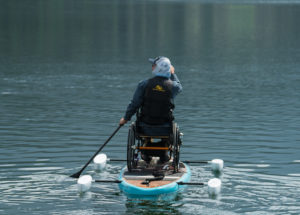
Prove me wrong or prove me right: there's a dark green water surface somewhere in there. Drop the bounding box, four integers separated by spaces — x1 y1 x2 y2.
1 0 300 214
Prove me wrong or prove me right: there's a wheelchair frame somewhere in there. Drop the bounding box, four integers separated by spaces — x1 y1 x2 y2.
127 121 181 173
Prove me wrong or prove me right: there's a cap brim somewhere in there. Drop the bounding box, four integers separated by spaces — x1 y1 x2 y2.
148 58 156 64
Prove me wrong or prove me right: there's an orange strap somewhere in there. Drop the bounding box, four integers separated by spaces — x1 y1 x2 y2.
139 135 169 139
137 146 169 150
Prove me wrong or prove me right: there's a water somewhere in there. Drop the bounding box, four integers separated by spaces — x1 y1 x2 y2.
1 0 300 214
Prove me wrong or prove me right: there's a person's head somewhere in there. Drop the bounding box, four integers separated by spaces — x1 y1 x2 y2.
148 56 171 78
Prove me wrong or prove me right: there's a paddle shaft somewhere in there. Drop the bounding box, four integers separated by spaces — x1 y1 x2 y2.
177 182 204 185
95 179 121 183
70 125 122 178
183 160 208 164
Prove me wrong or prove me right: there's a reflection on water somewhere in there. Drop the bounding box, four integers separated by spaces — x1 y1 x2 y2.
1 1 300 65
1 0 300 214
125 194 183 215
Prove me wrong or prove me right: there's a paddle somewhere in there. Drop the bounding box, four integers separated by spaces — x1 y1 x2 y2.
70 125 123 178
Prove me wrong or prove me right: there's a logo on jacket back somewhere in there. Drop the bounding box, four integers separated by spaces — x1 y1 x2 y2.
152 85 165 92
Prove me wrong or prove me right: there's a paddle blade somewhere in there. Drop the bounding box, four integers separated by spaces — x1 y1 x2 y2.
70 171 81 178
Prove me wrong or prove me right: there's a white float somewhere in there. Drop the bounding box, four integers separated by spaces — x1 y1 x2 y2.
93 153 107 171
208 178 222 196
211 159 224 172
77 175 92 193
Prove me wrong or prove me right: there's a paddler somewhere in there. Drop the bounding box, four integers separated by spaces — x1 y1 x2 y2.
119 56 182 163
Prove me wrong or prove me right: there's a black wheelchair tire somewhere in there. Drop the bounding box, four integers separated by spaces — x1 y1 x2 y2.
172 123 180 173
127 123 137 172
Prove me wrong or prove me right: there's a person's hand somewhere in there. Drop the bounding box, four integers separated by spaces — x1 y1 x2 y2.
170 65 175 74
119 118 128 126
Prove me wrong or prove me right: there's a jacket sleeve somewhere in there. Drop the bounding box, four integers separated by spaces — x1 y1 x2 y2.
124 80 147 121
170 74 182 98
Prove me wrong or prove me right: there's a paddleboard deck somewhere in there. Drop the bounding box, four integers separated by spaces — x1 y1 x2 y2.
119 161 191 195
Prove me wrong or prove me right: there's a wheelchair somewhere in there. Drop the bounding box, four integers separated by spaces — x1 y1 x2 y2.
127 121 181 173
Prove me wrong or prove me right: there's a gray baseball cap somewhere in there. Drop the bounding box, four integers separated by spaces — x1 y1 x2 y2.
150 57 172 78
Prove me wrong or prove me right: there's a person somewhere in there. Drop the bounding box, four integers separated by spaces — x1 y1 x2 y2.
119 56 182 163
119 56 182 126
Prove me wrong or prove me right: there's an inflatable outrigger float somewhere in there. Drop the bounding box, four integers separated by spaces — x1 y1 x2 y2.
70 123 224 197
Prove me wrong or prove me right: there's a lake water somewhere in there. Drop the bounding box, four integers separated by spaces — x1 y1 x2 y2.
1 0 300 214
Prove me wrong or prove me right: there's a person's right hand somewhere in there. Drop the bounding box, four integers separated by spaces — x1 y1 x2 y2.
119 118 128 126
170 65 175 74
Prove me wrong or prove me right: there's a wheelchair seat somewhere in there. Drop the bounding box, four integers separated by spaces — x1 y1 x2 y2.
136 121 172 137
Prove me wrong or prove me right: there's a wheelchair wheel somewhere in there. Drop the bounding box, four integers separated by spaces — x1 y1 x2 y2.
127 123 138 172
172 123 180 173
